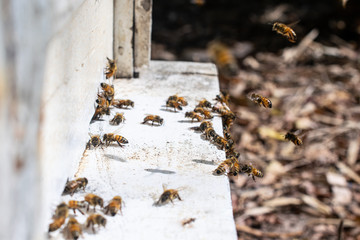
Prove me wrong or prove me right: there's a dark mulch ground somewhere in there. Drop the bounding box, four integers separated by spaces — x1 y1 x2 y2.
152 1 360 239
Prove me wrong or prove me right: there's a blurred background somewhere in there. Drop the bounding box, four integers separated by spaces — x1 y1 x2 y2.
152 0 360 239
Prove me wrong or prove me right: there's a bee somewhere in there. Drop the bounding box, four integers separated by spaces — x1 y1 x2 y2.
199 121 213 133
62 177 88 196
105 57 117 79
284 132 303 146
222 111 236 130
185 111 203 122
96 94 110 108
104 196 123 216
167 95 188 106
86 135 102 149
109 112 125 125
86 214 107 233
194 107 213 119
212 102 230 114
68 200 87 215
272 22 297 43
228 160 240 176
84 193 104 211
196 99 212 109
223 129 232 140
155 186 182 206
103 133 128 147
90 105 110 123
226 147 240 159
100 83 115 102
112 99 134 108
213 158 235 176
204 127 217 140
166 100 182 112
66 217 82 240
249 93 272 108
53 202 69 219
142 115 164 126
182 218 196 226
207 41 239 78
213 135 232 150
48 216 66 232
214 92 230 106
241 164 264 181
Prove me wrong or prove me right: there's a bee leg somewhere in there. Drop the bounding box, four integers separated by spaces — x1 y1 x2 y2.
252 175 256 182
177 195 182 201
73 209 76 215
78 209 85 215
105 206 109 215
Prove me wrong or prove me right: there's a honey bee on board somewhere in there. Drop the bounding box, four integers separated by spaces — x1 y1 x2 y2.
66 217 83 240
68 200 87 215
226 147 240 160
84 193 104 212
96 94 110 108
166 100 183 112
100 83 115 103
182 217 196 227
228 160 240 176
272 22 298 43
199 120 213 133
196 99 212 109
194 107 213 119
213 135 232 151
112 99 134 109
142 115 164 126
212 102 231 114
167 95 188 106
249 93 272 108
213 158 236 176
284 131 303 146
214 92 230 106
241 164 264 181
185 111 203 122
103 133 128 147
62 177 88 196
207 41 239 78
105 57 117 79
204 127 217 140
155 185 182 206
48 216 66 232
104 196 123 216
90 104 110 123
109 112 125 125
49 202 69 232
86 134 102 149
86 214 107 233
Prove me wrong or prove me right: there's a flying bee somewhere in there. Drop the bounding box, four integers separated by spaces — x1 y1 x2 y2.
167 95 188 106
204 127 217 140
112 99 134 108
213 135 232 150
104 196 123 216
109 112 125 125
62 177 88 196
48 216 66 232
213 158 235 176
272 22 297 43
66 217 82 240
103 133 128 147
105 57 117 79
196 99 212 109
194 107 213 119
142 115 164 126
214 92 230 106
86 214 107 233
207 41 239 78
166 100 182 112
185 111 203 122
100 83 115 102
284 132 303 146
86 135 102 149
199 121 213 133
90 105 110 123
241 164 264 181
68 200 87 215
155 186 182 206
53 202 69 219
249 93 272 108
84 193 104 211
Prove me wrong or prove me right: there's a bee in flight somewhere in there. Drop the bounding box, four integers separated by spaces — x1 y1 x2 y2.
109 112 125 125
62 177 88 196
155 185 182 206
272 22 298 43
249 93 272 108
105 57 117 79
284 132 303 146
103 133 128 147
66 217 83 240
241 164 264 181
86 214 107 233
142 115 164 126
104 196 123 216
84 193 104 212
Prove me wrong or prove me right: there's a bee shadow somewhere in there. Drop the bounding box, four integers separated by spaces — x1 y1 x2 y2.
160 108 180 113
90 119 105 124
141 122 163 127
178 120 200 123
144 168 176 174
192 159 217 166
104 154 127 162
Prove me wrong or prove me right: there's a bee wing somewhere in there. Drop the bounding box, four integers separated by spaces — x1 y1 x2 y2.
112 124 125 134
287 20 301 27
162 184 168 191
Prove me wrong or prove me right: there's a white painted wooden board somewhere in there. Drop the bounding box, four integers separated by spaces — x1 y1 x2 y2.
48 61 237 240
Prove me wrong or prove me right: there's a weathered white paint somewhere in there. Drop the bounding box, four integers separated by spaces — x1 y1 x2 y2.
48 61 237 240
